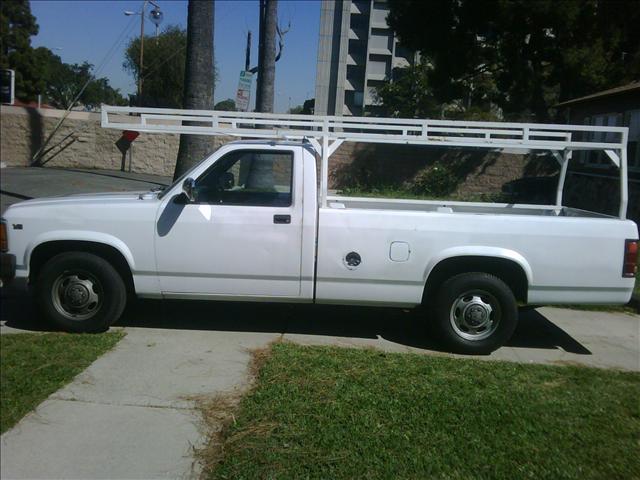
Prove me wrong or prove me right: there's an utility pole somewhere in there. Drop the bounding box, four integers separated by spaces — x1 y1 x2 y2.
124 0 162 106
245 31 252 72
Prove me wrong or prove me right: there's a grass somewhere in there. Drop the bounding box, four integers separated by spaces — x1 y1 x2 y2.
338 186 509 203
207 343 640 480
0 331 124 433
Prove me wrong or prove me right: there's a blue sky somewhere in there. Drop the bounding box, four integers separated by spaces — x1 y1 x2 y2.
30 0 320 112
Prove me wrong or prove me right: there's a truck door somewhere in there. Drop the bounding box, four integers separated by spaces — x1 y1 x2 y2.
154 146 303 298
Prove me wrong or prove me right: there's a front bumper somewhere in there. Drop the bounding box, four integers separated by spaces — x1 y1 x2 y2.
1 253 16 282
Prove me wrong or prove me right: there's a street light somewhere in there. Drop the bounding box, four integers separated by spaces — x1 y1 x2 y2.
124 1 163 105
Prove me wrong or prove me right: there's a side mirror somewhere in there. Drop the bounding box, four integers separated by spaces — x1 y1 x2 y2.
182 177 196 202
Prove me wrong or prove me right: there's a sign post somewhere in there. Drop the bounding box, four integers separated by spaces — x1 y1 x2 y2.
235 70 253 112
115 130 140 172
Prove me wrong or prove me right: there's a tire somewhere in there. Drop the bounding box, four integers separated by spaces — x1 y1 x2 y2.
35 252 127 333
430 272 518 355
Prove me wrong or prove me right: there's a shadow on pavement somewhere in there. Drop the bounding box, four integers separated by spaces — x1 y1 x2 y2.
0 291 592 355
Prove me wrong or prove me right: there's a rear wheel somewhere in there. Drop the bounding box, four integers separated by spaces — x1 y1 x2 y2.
35 252 127 332
431 272 518 354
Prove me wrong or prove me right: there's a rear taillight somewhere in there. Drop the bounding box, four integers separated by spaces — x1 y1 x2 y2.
623 239 638 278
0 221 7 252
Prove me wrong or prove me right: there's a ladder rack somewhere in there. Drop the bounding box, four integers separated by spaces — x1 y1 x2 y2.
101 105 630 218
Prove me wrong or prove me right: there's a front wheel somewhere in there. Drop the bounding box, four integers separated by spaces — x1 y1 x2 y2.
35 252 127 333
431 272 518 355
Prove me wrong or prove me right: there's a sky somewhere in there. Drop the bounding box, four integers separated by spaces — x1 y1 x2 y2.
30 0 321 113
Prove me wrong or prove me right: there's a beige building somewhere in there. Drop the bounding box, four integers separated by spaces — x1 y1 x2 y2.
314 0 418 116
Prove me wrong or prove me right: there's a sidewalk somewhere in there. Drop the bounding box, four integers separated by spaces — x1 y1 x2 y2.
0 326 278 479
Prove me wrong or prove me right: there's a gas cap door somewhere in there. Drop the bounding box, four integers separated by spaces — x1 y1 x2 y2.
389 241 410 262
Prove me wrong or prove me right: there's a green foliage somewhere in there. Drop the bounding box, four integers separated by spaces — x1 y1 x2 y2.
385 0 640 121
124 25 217 108
1 332 124 433
208 343 640 479
214 98 236 111
1 0 125 107
45 59 126 109
412 164 460 197
1 0 41 99
288 104 304 114
375 62 439 118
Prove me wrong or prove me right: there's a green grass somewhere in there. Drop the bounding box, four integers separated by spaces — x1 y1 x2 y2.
0 331 124 433
209 343 640 480
338 186 509 203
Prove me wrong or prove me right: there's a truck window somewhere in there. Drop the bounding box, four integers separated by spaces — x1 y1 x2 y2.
194 150 293 207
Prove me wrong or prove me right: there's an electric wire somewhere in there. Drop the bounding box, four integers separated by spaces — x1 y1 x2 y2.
32 14 139 164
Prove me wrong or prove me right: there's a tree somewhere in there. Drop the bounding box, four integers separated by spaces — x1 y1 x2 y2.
123 26 188 108
256 0 277 112
1 1 125 107
214 98 236 110
174 0 215 180
0 0 42 100
386 0 640 121
287 104 303 114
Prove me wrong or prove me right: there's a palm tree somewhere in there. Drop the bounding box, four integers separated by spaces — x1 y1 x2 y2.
173 0 215 180
256 0 277 113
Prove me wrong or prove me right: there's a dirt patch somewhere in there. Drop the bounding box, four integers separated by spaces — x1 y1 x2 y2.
189 339 279 475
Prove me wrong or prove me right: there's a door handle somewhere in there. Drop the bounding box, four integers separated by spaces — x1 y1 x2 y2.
273 214 291 224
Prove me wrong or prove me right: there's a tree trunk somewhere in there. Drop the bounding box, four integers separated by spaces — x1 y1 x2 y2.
173 0 215 180
256 0 277 113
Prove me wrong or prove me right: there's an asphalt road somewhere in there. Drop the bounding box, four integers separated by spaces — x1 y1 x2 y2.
1 166 171 214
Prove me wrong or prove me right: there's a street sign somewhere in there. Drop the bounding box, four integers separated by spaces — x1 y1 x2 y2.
235 70 253 111
116 130 140 171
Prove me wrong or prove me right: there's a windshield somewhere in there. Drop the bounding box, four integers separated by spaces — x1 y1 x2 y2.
157 146 222 199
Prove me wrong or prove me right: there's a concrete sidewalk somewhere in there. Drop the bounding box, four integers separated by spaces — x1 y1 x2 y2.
0 325 279 479
1 295 639 478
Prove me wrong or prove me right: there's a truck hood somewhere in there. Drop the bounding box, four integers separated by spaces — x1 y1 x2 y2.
4 191 159 212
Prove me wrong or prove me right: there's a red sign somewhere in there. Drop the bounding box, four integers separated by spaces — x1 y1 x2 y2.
122 130 139 142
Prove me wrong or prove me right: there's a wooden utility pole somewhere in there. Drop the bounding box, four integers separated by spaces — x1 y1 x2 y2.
245 31 252 71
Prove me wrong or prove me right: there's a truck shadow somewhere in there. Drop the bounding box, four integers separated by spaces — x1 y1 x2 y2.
0 293 591 355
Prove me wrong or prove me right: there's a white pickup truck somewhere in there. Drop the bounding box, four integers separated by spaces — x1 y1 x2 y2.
1 107 637 354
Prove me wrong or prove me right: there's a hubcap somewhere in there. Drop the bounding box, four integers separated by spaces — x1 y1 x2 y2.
51 272 102 321
450 291 500 341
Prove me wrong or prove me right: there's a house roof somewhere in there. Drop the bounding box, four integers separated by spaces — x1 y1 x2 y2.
555 81 640 108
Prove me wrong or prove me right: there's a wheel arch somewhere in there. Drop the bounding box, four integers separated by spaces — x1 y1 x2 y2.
423 249 531 304
29 238 135 295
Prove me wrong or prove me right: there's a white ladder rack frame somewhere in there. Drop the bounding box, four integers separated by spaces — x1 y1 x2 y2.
101 105 630 218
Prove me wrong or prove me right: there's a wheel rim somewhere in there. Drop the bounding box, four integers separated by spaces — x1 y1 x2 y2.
449 290 501 341
51 270 103 321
